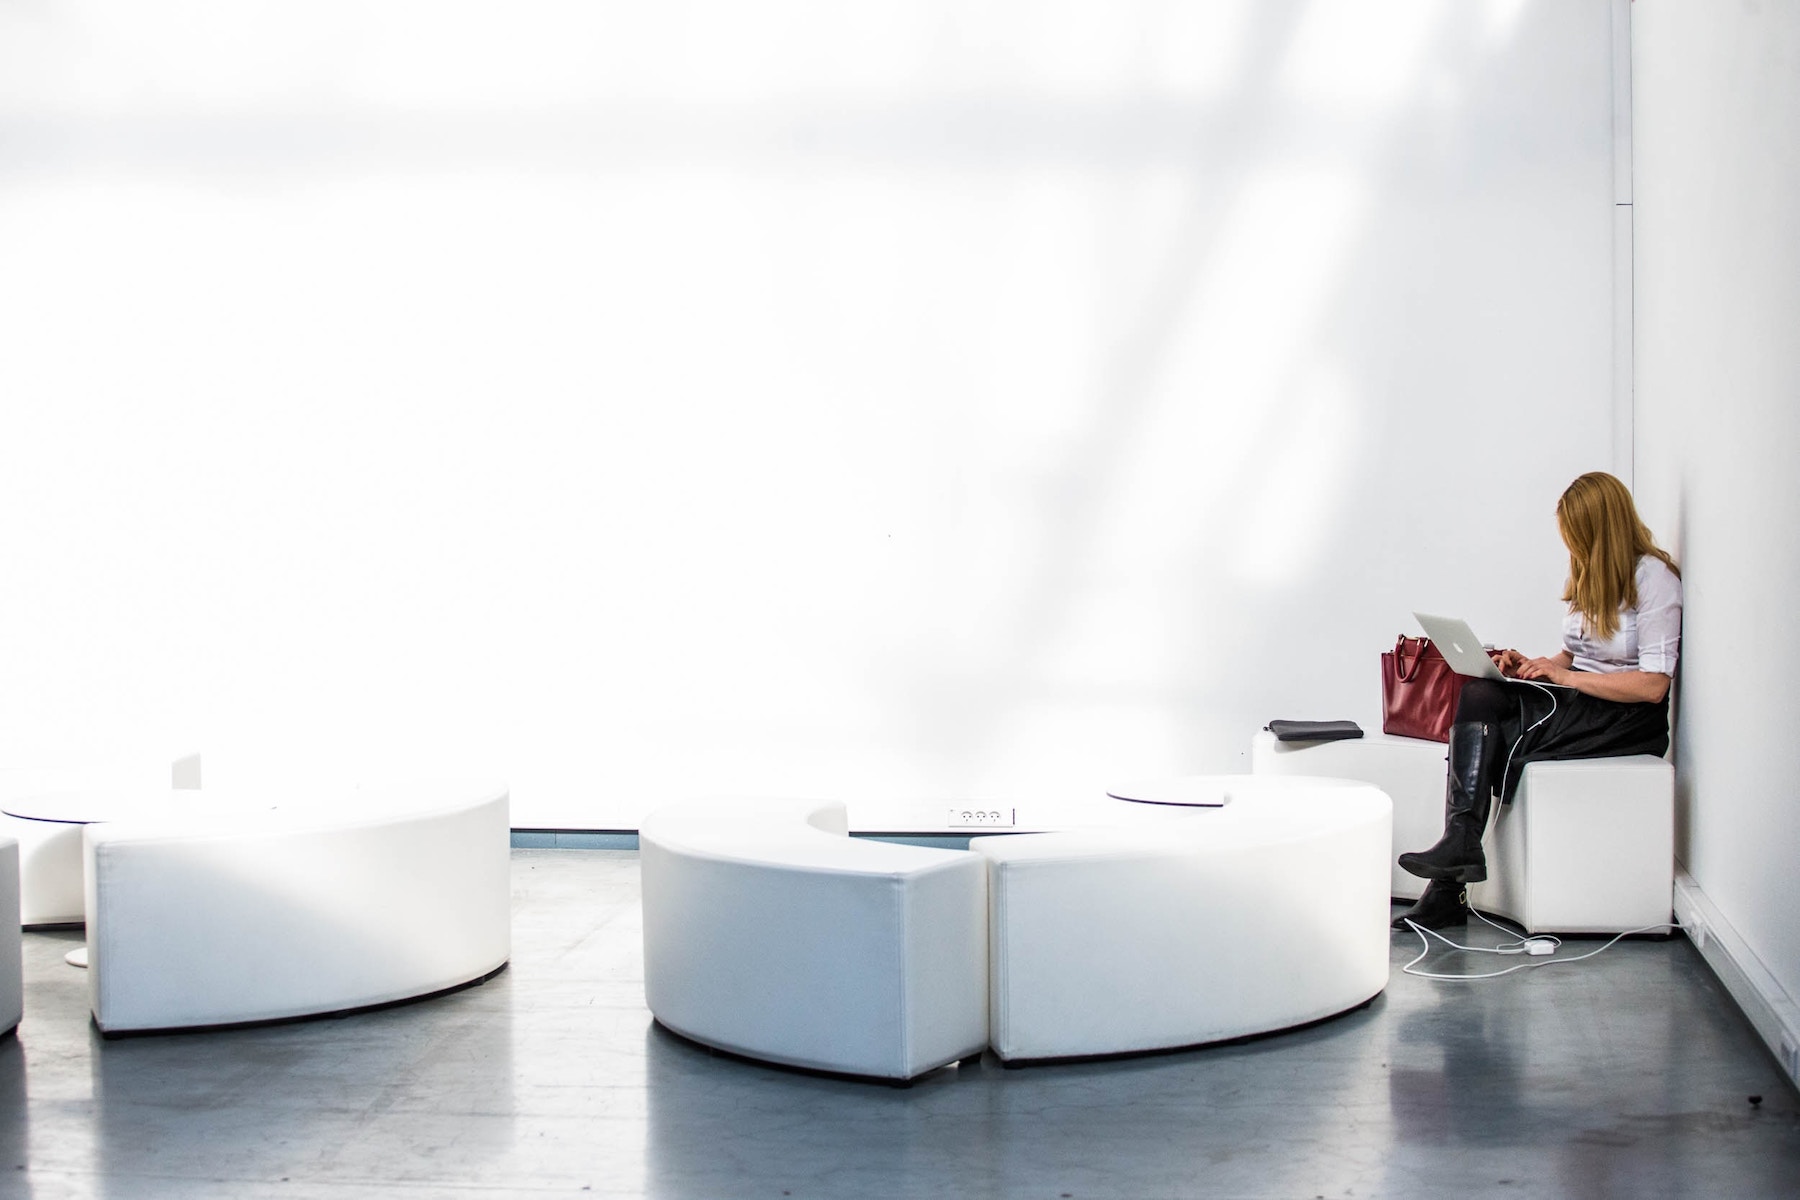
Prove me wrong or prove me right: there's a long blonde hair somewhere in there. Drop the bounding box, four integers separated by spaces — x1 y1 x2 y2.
1556 472 1679 641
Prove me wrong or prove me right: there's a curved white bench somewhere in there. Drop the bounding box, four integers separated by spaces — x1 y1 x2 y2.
84 782 511 1035
972 776 1391 1063
640 799 988 1082
1 838 19 1036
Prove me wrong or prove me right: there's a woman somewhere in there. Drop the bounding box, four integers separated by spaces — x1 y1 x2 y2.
1393 471 1683 931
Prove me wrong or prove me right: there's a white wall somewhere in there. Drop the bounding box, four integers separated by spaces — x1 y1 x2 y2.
1632 2 1800 1025
0 1 1622 828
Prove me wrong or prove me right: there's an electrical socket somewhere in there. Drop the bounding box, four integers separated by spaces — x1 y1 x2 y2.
1780 1038 1800 1082
946 807 1015 828
1686 917 1708 950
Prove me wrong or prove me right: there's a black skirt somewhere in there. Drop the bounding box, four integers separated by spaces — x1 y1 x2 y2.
1476 679 1671 802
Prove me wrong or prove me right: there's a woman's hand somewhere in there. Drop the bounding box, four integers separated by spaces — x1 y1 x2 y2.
1493 648 1560 680
1515 656 1571 685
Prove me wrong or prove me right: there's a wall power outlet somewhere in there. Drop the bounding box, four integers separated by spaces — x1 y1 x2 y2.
946 807 1015 828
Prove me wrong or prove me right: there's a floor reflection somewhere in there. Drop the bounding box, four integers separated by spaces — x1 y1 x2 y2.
642 998 1397 1198
87 981 518 1197
1379 929 1795 1198
1387 989 1530 1146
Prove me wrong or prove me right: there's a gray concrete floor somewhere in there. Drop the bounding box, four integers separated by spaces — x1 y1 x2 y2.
2 850 1797 1199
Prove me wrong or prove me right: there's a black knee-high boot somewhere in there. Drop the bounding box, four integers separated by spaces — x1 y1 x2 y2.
1398 722 1498 884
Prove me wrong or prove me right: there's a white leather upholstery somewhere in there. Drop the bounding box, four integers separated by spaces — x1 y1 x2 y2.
0 839 20 1035
3 760 201 926
1251 730 1446 901
640 799 988 1081
84 782 511 1035
1470 756 1674 934
972 776 1391 1063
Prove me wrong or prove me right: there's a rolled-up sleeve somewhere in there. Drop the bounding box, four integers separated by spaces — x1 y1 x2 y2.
1636 559 1683 676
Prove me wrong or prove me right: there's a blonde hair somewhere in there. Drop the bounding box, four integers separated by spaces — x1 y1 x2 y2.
1556 472 1679 641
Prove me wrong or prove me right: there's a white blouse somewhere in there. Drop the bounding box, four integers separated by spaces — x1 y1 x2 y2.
1562 555 1683 677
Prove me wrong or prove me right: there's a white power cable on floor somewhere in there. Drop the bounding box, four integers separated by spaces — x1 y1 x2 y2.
1401 908 1680 981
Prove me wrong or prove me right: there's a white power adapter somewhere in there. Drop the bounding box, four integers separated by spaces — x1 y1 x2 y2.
1525 938 1556 956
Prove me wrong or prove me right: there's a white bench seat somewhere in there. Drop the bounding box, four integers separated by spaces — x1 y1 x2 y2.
639 799 988 1082
971 777 1391 1063
85 782 511 1034
640 782 1393 1075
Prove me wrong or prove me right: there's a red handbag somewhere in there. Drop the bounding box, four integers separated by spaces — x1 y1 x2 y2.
1381 635 1465 743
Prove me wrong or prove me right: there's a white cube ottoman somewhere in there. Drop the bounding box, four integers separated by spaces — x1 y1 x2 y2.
1469 755 1674 935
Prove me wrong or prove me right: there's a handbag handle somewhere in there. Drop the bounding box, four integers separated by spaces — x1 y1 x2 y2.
1393 635 1431 682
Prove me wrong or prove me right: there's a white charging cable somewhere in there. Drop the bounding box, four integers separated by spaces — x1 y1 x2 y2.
1496 677 1560 803
1401 909 1680 981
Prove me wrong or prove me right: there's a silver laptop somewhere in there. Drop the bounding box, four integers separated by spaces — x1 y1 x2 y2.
1413 612 1573 688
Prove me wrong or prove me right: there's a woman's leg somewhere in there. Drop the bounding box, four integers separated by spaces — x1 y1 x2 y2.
1450 676 1516 728
1389 683 1576 928
1397 679 1514 886
1390 722 1496 928
1390 681 1522 929
1496 690 1671 797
